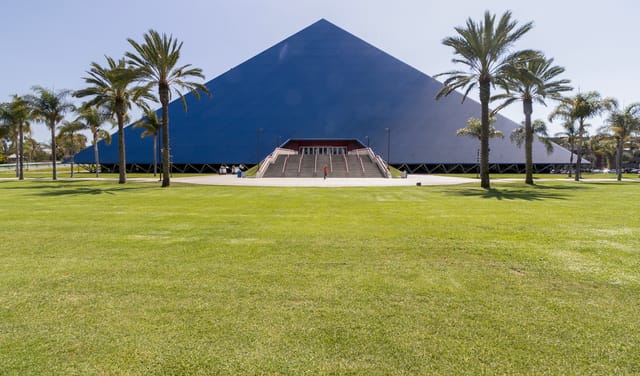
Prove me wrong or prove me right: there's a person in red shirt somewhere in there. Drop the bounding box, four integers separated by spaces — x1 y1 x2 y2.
323 165 328 180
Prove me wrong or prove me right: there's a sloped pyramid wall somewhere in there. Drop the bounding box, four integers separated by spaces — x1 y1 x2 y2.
74 19 573 170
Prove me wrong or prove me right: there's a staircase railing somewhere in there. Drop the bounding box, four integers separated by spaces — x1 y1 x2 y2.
359 147 391 178
357 153 365 175
282 155 289 175
256 148 297 178
343 154 349 174
314 153 318 175
298 153 304 175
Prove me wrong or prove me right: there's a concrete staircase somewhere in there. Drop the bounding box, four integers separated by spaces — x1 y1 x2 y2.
261 154 287 177
260 150 388 178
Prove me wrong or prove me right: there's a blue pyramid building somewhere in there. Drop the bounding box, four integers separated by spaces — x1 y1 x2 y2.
73 19 573 173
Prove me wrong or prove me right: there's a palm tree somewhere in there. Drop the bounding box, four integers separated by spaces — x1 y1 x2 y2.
457 117 503 178
589 134 616 170
58 121 86 177
133 109 162 177
549 92 616 181
126 29 210 187
23 136 46 165
75 105 112 177
75 56 154 184
0 95 32 180
510 119 554 175
554 119 581 177
436 10 535 189
456 116 504 140
494 54 571 184
604 103 640 181
25 87 74 180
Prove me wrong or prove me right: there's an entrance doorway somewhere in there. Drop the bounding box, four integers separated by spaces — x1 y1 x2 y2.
299 146 346 155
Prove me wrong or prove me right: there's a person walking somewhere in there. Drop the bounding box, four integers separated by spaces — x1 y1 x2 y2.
323 164 328 180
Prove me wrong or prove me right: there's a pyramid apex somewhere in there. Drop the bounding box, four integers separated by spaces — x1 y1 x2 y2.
309 18 338 28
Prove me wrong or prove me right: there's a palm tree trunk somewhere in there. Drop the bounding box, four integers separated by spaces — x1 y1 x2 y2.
18 123 24 180
568 148 574 178
50 123 57 181
160 84 170 188
567 137 574 178
13 135 18 178
69 132 75 178
479 79 491 189
575 119 584 181
523 99 533 185
153 134 157 177
93 132 100 178
616 139 623 181
117 111 126 184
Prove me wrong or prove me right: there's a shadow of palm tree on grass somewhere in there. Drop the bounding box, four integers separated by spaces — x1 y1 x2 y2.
446 184 591 201
32 187 139 196
0 180 148 196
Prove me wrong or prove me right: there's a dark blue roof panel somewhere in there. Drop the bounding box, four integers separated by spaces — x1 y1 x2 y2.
74 19 572 165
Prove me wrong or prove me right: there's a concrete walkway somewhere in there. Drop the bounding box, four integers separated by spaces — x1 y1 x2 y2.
169 174 477 187
5 175 636 187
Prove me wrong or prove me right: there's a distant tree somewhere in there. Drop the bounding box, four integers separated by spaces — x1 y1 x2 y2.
126 29 210 187
0 109 11 165
604 102 640 181
25 87 74 180
589 134 616 170
75 104 112 177
510 119 554 175
20 136 46 164
494 54 571 184
133 109 162 177
554 118 583 177
436 10 535 189
58 121 87 177
549 92 616 180
75 56 154 184
456 117 504 140
0 95 32 179
457 117 503 177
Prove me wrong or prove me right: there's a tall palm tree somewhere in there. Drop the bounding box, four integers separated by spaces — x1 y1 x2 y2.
549 91 616 181
0 95 32 180
605 102 640 181
25 87 74 180
58 121 86 177
75 104 112 177
133 109 162 177
75 56 154 184
126 29 210 187
494 54 571 184
436 10 535 189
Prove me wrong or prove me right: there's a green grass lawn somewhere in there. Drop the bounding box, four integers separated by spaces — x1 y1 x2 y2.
1 180 639 374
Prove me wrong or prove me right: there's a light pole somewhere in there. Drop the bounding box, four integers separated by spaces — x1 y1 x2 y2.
364 135 369 148
257 128 263 166
385 128 390 168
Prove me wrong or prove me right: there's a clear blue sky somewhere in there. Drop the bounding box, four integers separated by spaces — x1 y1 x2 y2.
2 0 639 142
